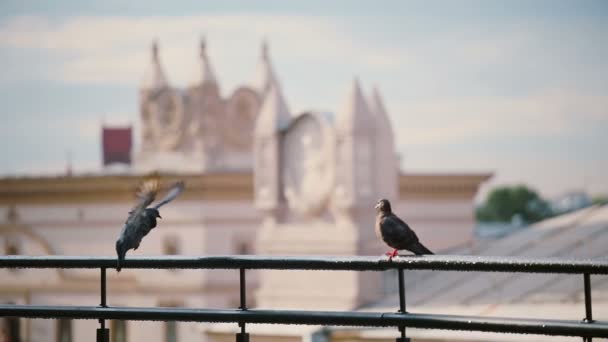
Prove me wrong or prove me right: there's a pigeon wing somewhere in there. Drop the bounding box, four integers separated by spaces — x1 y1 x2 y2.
126 179 159 224
379 214 419 249
153 181 185 209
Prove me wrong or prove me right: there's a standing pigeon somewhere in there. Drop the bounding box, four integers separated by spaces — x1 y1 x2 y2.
375 198 433 260
115 179 185 272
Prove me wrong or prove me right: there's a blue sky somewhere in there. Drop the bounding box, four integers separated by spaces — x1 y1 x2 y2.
0 0 607 201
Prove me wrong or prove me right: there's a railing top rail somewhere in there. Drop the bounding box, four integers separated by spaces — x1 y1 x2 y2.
1 255 608 274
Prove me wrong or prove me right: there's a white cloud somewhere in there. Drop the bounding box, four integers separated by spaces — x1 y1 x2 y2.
0 15 357 87
2 14 530 87
389 89 608 146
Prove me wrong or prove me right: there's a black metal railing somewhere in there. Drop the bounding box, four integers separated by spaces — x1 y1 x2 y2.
1 255 607 342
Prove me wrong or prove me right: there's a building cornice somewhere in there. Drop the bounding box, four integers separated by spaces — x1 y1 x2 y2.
0 171 491 204
0 172 253 205
400 173 492 199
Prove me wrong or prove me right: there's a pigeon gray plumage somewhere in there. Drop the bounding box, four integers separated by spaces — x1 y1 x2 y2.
375 198 433 260
115 179 185 272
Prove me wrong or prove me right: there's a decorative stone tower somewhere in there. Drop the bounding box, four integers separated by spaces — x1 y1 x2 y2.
254 78 385 310
253 39 278 99
253 83 291 224
369 86 399 203
134 38 262 173
136 40 192 170
188 37 223 168
330 78 386 257
333 78 377 212
141 40 168 93
198 37 218 88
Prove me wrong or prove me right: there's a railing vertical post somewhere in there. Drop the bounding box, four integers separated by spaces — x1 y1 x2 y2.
236 268 249 342
396 268 410 342
582 273 594 342
97 267 109 342
100 267 107 308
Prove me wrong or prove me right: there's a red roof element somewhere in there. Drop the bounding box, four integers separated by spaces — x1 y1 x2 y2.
102 127 132 166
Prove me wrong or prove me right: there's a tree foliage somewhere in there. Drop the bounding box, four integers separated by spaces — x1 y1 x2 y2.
476 185 551 223
592 196 608 206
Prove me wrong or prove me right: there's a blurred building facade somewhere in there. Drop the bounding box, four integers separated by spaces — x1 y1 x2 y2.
0 39 490 342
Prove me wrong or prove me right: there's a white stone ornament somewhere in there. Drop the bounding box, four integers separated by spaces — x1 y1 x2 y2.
332 78 376 209
225 87 261 150
281 113 335 219
145 90 185 152
136 38 268 173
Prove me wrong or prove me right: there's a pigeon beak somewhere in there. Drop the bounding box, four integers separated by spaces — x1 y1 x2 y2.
157 214 162 219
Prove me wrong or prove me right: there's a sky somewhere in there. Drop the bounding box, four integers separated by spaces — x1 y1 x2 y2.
0 0 607 202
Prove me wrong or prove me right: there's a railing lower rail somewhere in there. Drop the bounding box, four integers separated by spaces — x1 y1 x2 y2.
1 255 606 342
0 305 606 337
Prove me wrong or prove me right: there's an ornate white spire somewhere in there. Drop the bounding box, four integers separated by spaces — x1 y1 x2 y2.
336 77 373 134
253 39 279 97
253 79 291 218
254 82 291 137
141 40 168 90
199 36 217 85
369 86 398 201
369 86 394 138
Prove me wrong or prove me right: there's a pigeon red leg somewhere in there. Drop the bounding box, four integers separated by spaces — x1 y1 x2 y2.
385 249 399 261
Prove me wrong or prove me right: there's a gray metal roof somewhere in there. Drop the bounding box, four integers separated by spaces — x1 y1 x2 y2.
369 205 608 321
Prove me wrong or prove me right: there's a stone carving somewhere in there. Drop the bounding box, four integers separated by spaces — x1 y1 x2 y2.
142 89 185 152
136 43 262 172
282 113 334 219
138 84 261 171
224 87 261 151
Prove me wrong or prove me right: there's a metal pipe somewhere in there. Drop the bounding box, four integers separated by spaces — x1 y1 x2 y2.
237 268 249 341
98 267 109 342
1 305 606 338
239 268 246 310
100 267 107 308
2 255 608 274
583 273 594 342
235 330 249 342
584 273 593 322
96 328 109 342
396 268 410 341
398 268 406 313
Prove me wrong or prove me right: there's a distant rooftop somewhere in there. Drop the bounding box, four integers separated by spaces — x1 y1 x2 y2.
361 204 608 340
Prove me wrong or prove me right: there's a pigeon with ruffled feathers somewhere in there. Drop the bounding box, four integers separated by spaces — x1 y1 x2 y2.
115 179 185 272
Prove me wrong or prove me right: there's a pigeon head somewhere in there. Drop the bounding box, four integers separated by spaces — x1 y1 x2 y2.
146 208 162 219
375 198 392 213
115 240 127 272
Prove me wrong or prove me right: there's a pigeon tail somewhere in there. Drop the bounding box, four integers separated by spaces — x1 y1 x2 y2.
407 241 434 255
